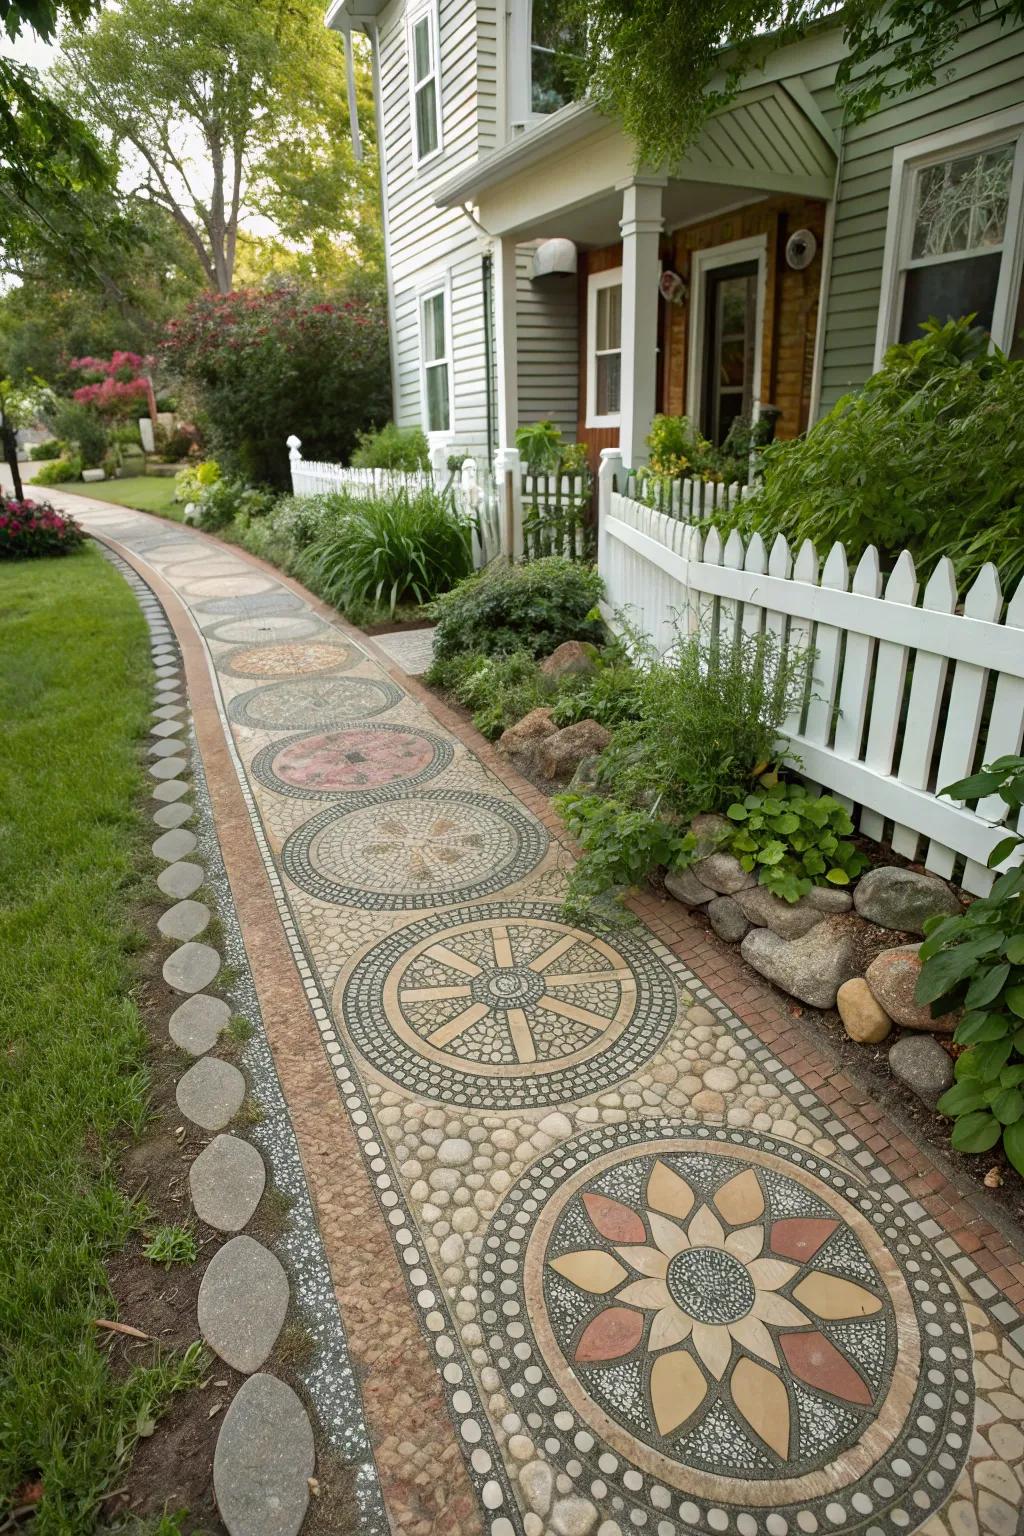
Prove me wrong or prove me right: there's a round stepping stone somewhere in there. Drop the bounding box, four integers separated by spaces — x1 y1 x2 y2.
158 899 211 942
177 1055 245 1130
213 1374 313 1536
198 1235 288 1371
150 756 188 781
153 704 185 720
170 992 231 1055
153 802 193 830
190 1134 265 1231
152 718 185 738
153 827 197 862
164 940 221 995
153 779 190 804
150 738 185 759
158 860 203 898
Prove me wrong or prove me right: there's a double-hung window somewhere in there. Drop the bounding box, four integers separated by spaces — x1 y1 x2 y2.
420 284 452 435
409 1 441 165
586 268 623 428
876 109 1024 364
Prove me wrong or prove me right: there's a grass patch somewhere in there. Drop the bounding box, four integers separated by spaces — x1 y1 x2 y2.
58 475 183 521
0 545 201 1528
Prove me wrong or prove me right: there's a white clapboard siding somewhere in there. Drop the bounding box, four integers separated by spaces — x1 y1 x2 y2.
600 487 1024 894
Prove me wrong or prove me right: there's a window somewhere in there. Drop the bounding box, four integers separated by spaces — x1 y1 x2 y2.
408 2 441 164
586 268 622 428
876 110 1024 365
529 0 580 116
419 285 451 435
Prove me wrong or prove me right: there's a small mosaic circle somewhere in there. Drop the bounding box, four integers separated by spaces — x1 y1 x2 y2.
251 723 453 799
228 675 404 732
338 902 678 1108
207 613 326 645
281 789 548 908
486 1124 972 1533
194 590 305 619
184 573 277 598
220 639 357 680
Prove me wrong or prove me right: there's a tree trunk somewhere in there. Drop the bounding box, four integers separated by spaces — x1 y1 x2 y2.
1 416 24 502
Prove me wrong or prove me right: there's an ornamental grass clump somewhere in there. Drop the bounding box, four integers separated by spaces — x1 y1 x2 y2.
0 497 85 558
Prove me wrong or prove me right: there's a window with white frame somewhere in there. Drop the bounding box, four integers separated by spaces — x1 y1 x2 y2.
586 268 623 428
876 110 1024 364
408 0 441 164
507 0 581 129
419 285 451 434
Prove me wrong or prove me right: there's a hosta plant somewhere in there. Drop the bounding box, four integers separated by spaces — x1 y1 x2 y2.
717 780 868 902
918 756 1024 1175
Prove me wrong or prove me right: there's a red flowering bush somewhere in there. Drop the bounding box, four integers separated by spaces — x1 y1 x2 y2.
161 287 390 487
0 498 86 558
71 352 152 419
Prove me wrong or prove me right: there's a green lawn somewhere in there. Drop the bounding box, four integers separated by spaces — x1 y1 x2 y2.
59 473 183 520
0 545 200 1529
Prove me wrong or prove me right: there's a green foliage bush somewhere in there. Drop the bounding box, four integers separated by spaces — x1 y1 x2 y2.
174 458 220 503
299 489 473 618
28 439 61 461
516 420 589 475
917 757 1024 1176
431 557 605 662
351 422 429 471
197 477 274 532
49 400 108 469
549 647 646 730
717 781 867 902
34 455 83 485
730 319 1024 587
431 649 555 738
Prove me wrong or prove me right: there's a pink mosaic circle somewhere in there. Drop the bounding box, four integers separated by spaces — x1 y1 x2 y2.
250 724 454 799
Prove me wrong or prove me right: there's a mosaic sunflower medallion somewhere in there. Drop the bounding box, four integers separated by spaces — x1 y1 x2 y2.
488 1124 972 1534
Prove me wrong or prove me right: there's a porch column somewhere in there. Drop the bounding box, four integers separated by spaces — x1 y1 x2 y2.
617 176 665 468
492 234 519 450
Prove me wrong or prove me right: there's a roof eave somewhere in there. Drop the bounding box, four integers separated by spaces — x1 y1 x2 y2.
435 100 603 208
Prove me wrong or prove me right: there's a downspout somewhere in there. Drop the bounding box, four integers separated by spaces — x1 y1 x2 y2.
343 22 364 162
482 252 496 464
807 121 845 424
368 19 401 425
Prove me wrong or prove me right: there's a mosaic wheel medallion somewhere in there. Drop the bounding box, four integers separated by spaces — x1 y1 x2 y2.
220 639 357 680
282 789 548 909
228 675 404 732
339 902 677 1107
488 1123 972 1533
184 573 277 598
206 613 326 645
194 590 305 618
251 723 453 799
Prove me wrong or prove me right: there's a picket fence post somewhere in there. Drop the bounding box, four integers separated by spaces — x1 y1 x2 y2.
286 434 302 495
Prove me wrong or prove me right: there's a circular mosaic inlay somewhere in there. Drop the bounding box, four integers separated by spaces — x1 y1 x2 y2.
194 590 305 619
184 573 277 598
338 902 677 1108
228 675 404 733
206 613 325 645
282 789 548 908
486 1124 972 1533
220 639 357 680
251 723 453 799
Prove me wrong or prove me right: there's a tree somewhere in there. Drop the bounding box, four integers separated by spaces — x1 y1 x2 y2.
55 0 381 294
0 377 53 500
556 0 1024 169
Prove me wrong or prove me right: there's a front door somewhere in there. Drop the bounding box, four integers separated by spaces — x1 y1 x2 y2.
701 260 759 445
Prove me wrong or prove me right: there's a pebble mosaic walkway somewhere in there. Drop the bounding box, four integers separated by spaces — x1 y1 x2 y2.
67 493 1024 1536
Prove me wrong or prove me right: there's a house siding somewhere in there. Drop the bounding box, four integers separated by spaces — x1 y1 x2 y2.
515 243 579 440
817 13 1024 413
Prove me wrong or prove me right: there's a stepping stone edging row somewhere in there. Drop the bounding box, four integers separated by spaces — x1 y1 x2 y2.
133 577 315 1536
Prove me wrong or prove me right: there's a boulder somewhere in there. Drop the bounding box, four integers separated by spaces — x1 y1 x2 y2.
864 944 960 1033
854 866 961 934
732 886 828 940
538 719 613 781
806 887 855 914
693 851 757 896
539 640 598 678
740 916 873 1009
836 977 892 1044
707 895 750 943
499 706 556 754
569 754 603 792
689 813 732 859
888 1035 954 1105
664 867 715 908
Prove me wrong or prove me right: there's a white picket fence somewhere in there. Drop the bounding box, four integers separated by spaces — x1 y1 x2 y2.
596 451 1024 897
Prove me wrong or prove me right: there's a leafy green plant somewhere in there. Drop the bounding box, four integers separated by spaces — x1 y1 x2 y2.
917 756 1024 1174
718 780 868 902
196 476 274 531
33 453 83 485
557 792 690 919
430 556 605 662
29 438 61 460
50 398 109 468
142 1224 198 1268
516 419 564 474
300 488 473 618
430 649 554 738
174 457 220 502
351 421 429 471
549 645 645 730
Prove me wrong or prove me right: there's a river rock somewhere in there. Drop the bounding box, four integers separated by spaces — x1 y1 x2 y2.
836 977 892 1043
854 866 961 934
688 812 731 858
538 720 613 780
707 895 750 943
539 640 597 678
888 1034 954 1104
732 886 828 940
693 851 757 895
664 867 715 908
740 916 872 1009
865 944 960 1033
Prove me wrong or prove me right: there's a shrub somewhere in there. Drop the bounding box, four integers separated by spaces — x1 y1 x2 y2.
918 756 1024 1175
717 780 868 903
29 439 61 461
49 400 108 468
158 428 196 463
731 318 1024 587
430 649 555 738
516 420 590 476
174 459 220 503
557 793 691 917
351 422 429 471
431 557 605 662
161 286 390 487
265 493 348 555
299 489 473 618
549 645 645 730
0 497 85 557
69 351 150 419
34 455 83 486
197 477 274 532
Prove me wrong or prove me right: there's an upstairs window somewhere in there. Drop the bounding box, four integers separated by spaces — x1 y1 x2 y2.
409 1 441 164
530 0 580 116
420 285 452 434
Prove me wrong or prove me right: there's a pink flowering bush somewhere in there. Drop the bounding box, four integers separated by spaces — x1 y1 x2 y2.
0 498 85 558
70 352 151 419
